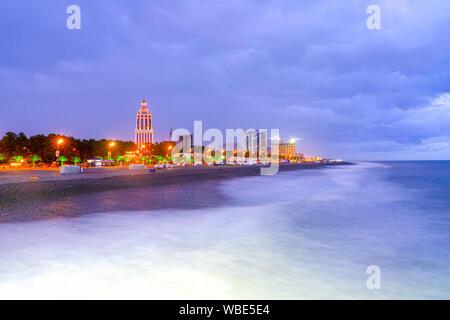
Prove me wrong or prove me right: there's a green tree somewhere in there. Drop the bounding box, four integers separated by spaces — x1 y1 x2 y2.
0 132 18 158
0 132 137 165
57 156 67 166
116 156 124 166
73 156 81 165
9 155 23 164
30 154 41 167
16 132 29 155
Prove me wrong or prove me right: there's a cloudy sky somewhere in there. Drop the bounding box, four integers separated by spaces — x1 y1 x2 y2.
0 0 449 160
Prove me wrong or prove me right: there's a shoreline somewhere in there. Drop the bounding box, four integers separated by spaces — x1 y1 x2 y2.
0 162 353 224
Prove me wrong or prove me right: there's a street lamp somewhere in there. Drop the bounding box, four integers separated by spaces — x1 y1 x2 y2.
166 145 173 163
108 142 115 160
56 139 64 158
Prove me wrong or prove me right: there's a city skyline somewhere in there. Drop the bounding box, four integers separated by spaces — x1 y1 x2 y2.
0 1 449 303
1 1 449 160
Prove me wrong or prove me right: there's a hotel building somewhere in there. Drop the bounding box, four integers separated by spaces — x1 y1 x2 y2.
279 140 296 159
135 99 153 148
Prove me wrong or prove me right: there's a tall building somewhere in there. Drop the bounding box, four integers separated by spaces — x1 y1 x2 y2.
135 99 153 148
245 130 267 159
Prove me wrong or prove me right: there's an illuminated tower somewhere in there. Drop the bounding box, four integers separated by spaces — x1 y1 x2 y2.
135 99 153 148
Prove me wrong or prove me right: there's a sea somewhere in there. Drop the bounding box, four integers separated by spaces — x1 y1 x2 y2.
0 161 449 299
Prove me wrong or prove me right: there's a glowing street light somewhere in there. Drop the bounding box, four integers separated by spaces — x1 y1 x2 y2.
56 138 64 158
166 145 173 162
108 141 115 160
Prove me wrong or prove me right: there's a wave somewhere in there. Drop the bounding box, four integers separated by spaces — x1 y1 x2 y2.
0 163 449 299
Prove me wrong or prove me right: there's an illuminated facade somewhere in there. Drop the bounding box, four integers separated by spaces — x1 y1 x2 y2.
135 99 153 148
279 141 296 159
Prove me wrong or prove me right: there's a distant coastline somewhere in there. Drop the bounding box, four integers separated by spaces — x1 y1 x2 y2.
0 162 352 224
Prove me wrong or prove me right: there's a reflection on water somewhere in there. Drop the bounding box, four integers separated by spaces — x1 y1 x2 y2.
0 162 449 299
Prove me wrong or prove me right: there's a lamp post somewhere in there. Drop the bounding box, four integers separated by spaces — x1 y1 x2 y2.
108 142 115 160
167 145 173 163
56 139 64 158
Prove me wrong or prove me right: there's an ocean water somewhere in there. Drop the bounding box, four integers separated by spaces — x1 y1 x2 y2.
0 161 449 299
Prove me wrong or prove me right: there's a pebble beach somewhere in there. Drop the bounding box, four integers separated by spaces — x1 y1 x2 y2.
0 162 352 223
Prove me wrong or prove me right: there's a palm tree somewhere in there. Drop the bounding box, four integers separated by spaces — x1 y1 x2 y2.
9 155 23 163
0 154 5 168
73 156 81 166
116 156 124 167
57 156 67 166
30 154 41 167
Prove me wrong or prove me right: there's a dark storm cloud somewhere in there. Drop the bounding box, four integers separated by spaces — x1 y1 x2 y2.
0 0 449 159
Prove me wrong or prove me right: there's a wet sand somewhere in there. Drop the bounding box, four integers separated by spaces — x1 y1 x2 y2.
0 163 352 223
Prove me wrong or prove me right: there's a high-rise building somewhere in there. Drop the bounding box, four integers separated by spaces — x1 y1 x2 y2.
245 130 267 159
135 99 153 148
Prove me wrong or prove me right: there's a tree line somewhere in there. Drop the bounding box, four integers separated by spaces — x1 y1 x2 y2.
0 132 137 164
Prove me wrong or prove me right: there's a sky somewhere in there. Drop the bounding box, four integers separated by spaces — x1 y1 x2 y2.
0 0 449 160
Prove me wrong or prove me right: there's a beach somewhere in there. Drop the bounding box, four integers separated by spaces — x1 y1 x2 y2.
0 162 351 223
